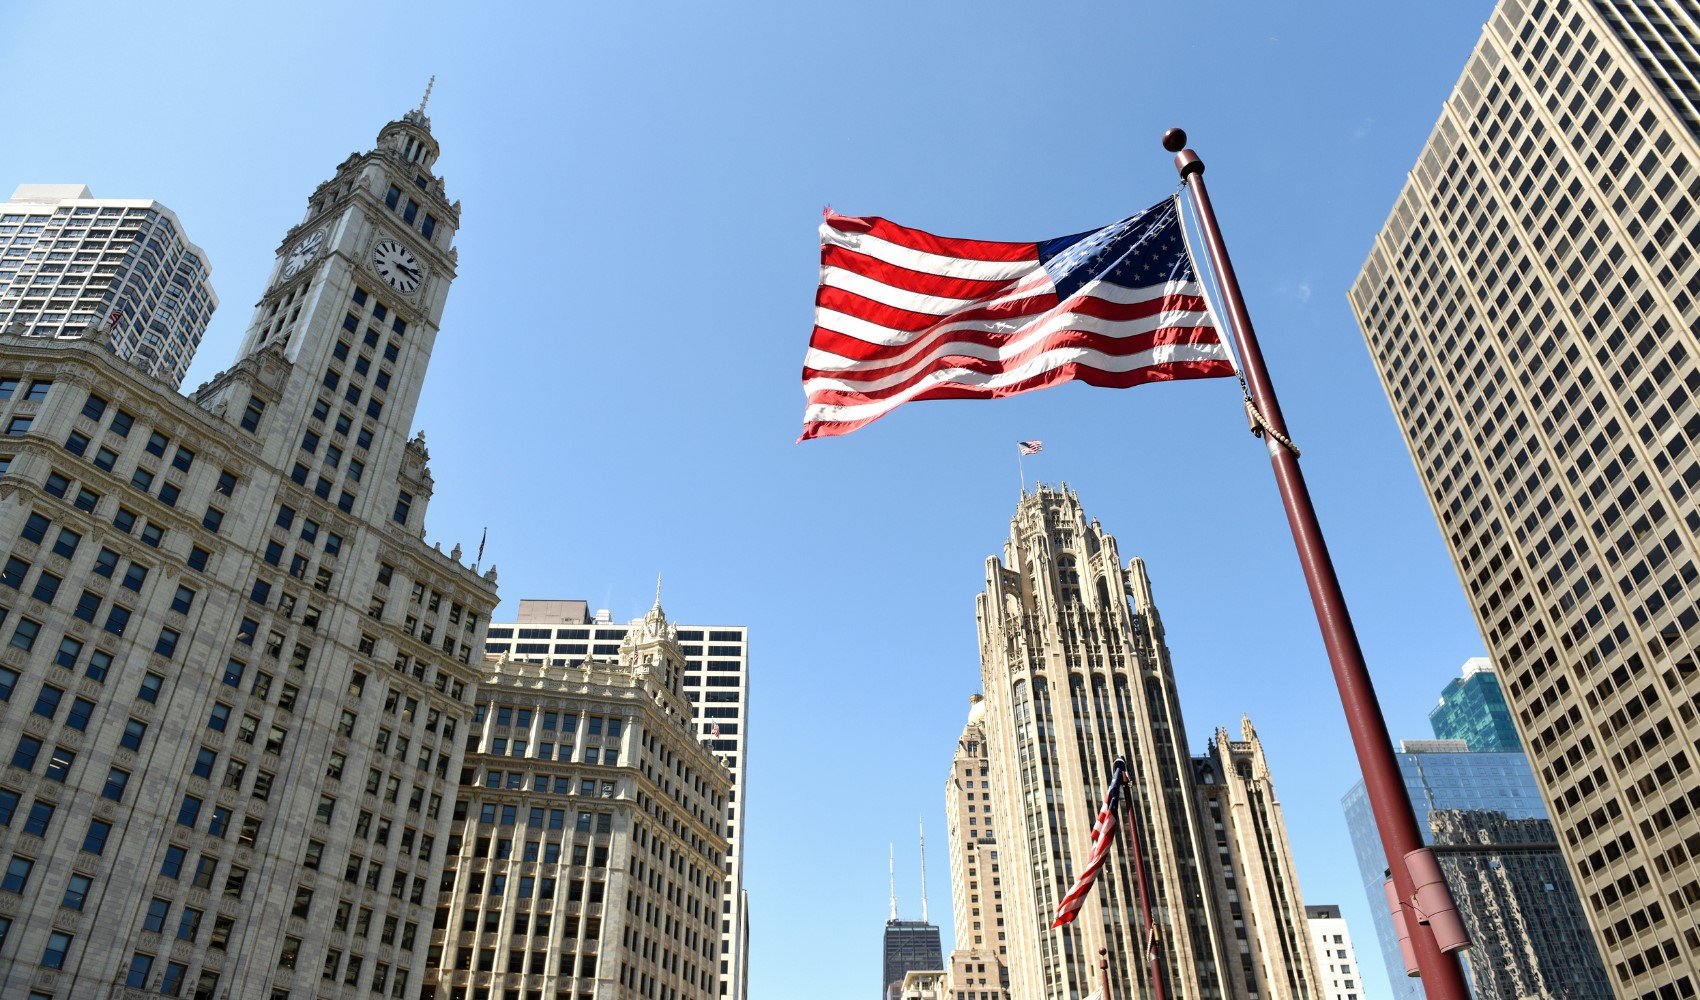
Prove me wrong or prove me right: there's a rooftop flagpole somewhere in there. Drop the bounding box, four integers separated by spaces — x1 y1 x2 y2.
1161 127 1472 999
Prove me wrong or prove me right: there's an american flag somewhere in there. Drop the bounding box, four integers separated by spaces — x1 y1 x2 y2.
1018 440 1044 457
1051 757 1129 928
800 197 1233 440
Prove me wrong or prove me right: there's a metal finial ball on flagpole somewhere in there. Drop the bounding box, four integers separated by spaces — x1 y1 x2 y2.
1161 128 1187 152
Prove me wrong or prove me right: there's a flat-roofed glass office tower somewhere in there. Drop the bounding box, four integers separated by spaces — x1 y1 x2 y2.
1349 5 1700 990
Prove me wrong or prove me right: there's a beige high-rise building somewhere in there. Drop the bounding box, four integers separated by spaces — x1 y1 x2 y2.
486 598 750 1000
1193 721 1324 1000
426 597 730 1000
973 486 1318 1000
943 696 1010 1000
1348 1 1700 993
0 98 496 999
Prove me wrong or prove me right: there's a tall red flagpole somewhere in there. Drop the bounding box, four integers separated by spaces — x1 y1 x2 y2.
1122 782 1166 1000
1162 128 1472 999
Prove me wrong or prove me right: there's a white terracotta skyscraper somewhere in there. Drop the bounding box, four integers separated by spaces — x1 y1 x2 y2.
0 95 495 999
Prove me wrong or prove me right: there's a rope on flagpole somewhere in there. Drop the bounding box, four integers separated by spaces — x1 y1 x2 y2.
1175 188 1301 460
1245 398 1301 457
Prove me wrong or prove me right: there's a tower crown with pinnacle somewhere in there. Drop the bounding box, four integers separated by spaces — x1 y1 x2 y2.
378 78 440 170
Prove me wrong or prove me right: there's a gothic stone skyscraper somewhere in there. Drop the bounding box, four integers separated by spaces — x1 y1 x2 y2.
1192 721 1325 1000
1348 0 1700 992
0 101 495 999
974 486 1317 1000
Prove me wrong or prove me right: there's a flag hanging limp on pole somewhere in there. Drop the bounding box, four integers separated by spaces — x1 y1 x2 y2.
1052 757 1131 928
799 196 1234 441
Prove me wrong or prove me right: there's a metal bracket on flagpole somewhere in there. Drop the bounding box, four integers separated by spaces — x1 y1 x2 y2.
1245 399 1301 457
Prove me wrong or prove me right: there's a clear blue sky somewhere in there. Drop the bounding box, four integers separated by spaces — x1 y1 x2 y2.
3 3 1499 996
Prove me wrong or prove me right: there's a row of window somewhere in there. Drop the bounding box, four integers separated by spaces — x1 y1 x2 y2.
382 184 439 242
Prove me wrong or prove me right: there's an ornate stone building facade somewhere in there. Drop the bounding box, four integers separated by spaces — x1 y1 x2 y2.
973 486 1318 1000
0 100 496 999
1348 2 1700 992
1193 721 1324 1000
942 696 1010 1000
427 598 729 1000
486 598 750 1000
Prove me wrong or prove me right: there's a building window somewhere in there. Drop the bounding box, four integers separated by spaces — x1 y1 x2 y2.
61 873 90 910
41 930 72 970
240 397 266 432
52 527 80 559
10 618 39 650
393 491 412 525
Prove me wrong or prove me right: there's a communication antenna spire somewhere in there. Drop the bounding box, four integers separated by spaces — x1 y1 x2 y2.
888 843 897 922
418 75 436 115
919 818 930 924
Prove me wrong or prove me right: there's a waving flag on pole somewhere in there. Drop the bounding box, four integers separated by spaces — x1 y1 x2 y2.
1052 757 1131 928
800 197 1233 440
1018 440 1044 457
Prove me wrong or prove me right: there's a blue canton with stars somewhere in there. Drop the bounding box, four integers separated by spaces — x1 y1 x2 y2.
1036 198 1193 300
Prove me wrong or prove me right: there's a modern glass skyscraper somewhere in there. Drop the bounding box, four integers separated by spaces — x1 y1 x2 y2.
0 184 216 387
882 920 944 1000
1342 743 1579 1000
1348 1 1700 991
1428 658 1522 751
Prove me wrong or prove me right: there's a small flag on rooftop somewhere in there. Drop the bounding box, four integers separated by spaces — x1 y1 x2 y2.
799 196 1233 440
1018 440 1044 457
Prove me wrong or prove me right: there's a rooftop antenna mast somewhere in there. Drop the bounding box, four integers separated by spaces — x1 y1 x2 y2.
417 75 436 115
919 818 930 924
888 843 897 922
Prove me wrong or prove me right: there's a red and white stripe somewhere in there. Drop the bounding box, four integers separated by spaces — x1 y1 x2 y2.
800 206 1232 440
1052 762 1127 928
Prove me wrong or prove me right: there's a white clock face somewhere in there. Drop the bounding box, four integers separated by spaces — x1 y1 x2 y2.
371 238 423 293
282 229 325 279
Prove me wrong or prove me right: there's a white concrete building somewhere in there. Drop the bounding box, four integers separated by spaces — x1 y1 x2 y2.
488 598 750 999
1305 905 1363 1000
0 185 216 388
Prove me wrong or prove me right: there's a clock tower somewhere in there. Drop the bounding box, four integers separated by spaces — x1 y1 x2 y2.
208 91 461 530
0 93 497 1000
